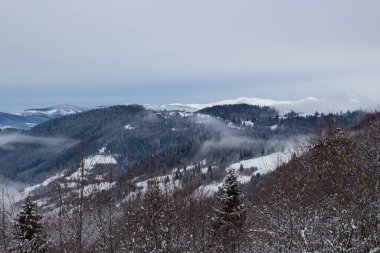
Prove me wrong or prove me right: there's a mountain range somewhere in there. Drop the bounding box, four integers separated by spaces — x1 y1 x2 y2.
0 104 86 129
144 96 369 114
0 97 370 130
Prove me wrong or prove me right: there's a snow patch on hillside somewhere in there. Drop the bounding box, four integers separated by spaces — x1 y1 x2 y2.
227 122 242 129
124 124 136 130
99 146 106 154
270 124 278 130
242 121 254 127
66 155 117 181
82 182 116 197
229 152 291 175
199 152 292 195
24 171 66 195
23 154 118 197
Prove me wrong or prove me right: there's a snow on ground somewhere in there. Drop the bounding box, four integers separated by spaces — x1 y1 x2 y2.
178 111 193 117
36 198 49 207
201 166 212 174
23 154 118 197
124 124 136 130
196 182 220 196
66 155 117 181
24 171 66 195
95 175 104 181
270 124 278 130
242 121 254 127
229 152 292 175
120 175 181 205
227 122 242 129
99 146 106 154
133 151 293 199
199 152 292 195
135 175 180 193
60 182 79 189
171 160 207 174
25 123 37 127
167 111 193 118
83 182 116 197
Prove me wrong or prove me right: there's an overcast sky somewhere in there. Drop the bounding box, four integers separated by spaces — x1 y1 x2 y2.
1 0 379 112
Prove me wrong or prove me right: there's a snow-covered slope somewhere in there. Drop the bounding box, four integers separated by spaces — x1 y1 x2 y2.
200 151 292 194
23 154 117 196
16 104 87 117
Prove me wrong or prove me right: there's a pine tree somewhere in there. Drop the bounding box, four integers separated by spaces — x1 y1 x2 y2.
11 196 46 253
213 168 246 252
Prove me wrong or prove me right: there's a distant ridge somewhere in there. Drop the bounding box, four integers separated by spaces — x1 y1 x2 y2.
145 97 366 114
0 104 87 130
17 104 87 116
0 97 369 129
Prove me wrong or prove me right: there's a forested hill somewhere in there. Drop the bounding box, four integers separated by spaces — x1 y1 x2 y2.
197 104 278 124
0 105 208 181
4 112 378 253
197 103 367 135
0 104 368 183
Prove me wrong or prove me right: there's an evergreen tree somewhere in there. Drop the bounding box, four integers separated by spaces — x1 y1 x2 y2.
213 168 246 252
11 196 46 253
239 163 244 172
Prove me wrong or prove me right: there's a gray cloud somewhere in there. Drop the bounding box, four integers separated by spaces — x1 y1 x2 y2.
0 0 379 110
0 134 78 152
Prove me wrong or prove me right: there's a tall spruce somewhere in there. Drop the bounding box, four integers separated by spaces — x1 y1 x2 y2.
12 196 46 253
213 168 246 252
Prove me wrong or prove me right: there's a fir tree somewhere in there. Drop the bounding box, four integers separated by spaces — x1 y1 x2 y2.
11 196 46 253
213 168 246 252
239 163 244 172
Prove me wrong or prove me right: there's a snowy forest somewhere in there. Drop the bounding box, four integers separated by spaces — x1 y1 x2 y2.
2 0 380 251
0 112 378 252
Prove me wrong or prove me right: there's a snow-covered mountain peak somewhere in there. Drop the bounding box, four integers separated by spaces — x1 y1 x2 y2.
17 104 87 116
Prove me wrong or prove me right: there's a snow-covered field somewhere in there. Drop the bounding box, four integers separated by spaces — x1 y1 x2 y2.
229 151 291 176
199 151 292 195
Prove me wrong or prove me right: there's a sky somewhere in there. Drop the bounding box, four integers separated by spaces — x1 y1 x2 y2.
0 0 380 112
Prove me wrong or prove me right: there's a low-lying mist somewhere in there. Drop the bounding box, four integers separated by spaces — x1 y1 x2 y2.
193 113 310 156
0 133 78 152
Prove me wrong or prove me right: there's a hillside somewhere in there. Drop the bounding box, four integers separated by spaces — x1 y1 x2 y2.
0 104 367 183
244 113 380 252
0 111 377 252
